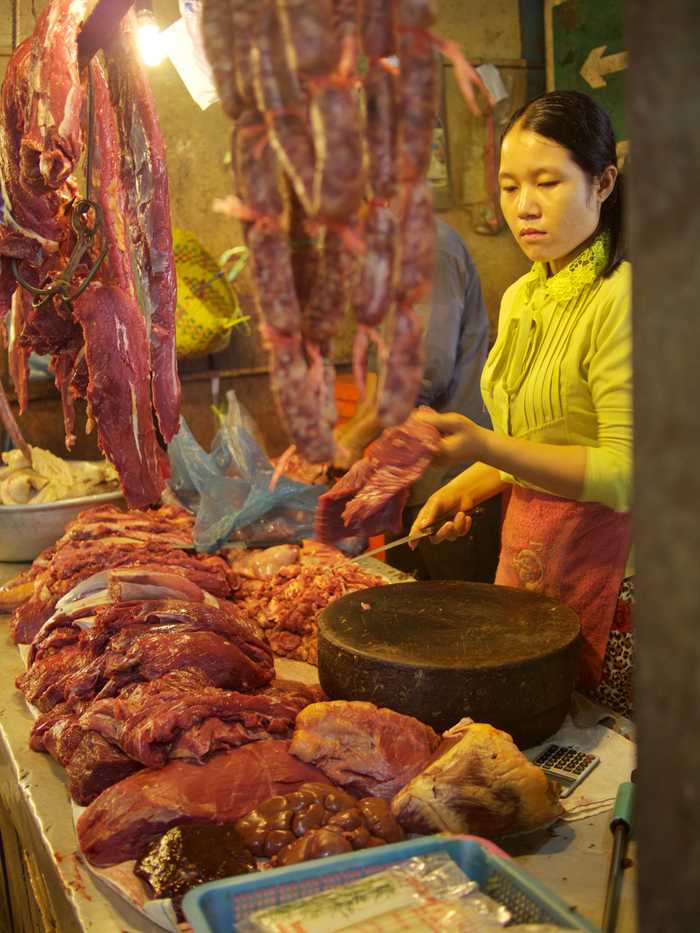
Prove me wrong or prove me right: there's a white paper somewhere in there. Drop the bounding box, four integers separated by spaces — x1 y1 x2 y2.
163 11 219 110
475 64 509 105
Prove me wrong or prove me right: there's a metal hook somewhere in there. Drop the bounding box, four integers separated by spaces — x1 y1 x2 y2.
11 60 106 309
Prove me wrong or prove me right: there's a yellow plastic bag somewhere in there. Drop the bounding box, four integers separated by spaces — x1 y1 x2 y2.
173 228 249 358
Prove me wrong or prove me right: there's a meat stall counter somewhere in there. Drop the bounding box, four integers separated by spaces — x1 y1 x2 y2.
0 559 637 933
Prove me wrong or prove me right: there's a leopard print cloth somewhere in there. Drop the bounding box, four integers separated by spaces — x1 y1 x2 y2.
586 577 634 718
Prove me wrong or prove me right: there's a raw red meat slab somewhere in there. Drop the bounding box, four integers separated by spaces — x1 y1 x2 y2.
315 413 441 543
77 739 327 866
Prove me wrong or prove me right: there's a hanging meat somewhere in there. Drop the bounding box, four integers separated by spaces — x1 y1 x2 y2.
202 0 489 463
0 1 180 507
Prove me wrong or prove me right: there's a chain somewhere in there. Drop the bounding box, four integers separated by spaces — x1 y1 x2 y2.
12 60 107 309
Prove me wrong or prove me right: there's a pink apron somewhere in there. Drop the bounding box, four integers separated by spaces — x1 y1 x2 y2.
495 486 632 690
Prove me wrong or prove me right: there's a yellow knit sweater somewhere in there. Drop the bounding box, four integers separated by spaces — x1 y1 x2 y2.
481 235 633 514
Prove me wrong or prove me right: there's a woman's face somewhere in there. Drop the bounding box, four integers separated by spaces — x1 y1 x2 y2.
499 123 615 273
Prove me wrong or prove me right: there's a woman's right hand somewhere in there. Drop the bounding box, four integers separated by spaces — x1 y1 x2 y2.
408 483 475 548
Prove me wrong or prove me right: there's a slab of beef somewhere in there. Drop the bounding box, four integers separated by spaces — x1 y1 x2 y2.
27 564 239 666
0 2 179 506
18 642 92 712
77 739 328 867
79 669 314 767
11 538 236 645
315 412 441 543
235 551 387 664
289 701 440 799
61 504 193 548
102 11 180 444
17 600 273 711
30 673 321 804
390 723 564 838
7 502 202 645
30 701 141 805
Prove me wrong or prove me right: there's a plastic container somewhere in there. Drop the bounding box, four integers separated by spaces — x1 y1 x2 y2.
182 834 600 932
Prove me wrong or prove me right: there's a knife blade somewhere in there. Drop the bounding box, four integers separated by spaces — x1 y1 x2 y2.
350 527 435 563
348 505 484 564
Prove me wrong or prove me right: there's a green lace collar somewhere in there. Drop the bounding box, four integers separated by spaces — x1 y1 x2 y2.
522 233 609 305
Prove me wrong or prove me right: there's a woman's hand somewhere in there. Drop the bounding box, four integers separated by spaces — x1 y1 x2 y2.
415 410 487 465
408 482 475 547
407 462 507 548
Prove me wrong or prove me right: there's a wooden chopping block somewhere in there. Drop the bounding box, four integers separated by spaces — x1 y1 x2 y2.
317 581 581 748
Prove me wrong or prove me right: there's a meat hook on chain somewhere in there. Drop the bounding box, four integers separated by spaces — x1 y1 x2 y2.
11 199 108 311
10 61 107 312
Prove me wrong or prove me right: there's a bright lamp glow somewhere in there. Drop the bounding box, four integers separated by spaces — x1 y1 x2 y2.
136 12 166 67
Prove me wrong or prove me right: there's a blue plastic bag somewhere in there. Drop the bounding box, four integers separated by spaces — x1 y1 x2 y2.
168 392 326 552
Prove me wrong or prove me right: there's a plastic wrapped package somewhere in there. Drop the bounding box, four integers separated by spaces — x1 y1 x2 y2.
240 853 510 933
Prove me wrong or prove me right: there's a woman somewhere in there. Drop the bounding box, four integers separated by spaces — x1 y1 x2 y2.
409 90 633 716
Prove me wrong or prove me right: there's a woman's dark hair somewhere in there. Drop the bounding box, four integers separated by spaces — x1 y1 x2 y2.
501 90 624 277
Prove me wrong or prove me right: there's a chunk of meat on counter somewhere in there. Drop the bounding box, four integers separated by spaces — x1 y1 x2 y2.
30 702 142 805
390 722 564 837
18 600 273 711
234 558 387 664
77 739 327 866
79 669 316 767
134 822 257 904
235 781 404 864
228 543 300 579
289 700 440 798
315 412 441 543
61 503 194 547
9 502 236 646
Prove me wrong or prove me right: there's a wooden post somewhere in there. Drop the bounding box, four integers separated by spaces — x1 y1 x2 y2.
627 0 700 928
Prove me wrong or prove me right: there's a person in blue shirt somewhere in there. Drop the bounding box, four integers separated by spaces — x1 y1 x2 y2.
335 217 501 581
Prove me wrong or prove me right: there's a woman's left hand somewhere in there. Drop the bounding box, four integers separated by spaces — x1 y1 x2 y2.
415 410 487 465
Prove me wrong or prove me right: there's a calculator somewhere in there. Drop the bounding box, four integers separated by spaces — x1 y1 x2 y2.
534 744 600 797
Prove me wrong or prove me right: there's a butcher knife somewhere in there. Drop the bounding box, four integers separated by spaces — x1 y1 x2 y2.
350 528 435 563
350 505 484 563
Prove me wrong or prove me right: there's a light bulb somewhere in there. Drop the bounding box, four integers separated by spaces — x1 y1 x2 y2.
136 12 166 67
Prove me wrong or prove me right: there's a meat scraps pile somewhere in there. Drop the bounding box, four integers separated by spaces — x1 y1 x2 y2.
230 541 388 663
0 1 179 507
2 502 563 916
201 0 488 463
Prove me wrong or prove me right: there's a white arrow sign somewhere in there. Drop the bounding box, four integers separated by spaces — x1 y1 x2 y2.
580 45 629 89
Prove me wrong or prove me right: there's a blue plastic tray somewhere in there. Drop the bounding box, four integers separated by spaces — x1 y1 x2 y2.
182 833 601 932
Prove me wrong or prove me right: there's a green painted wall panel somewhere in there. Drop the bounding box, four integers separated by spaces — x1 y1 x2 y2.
551 0 627 142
